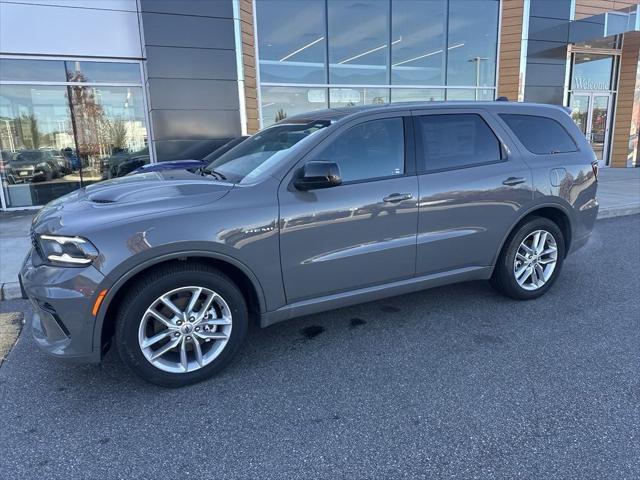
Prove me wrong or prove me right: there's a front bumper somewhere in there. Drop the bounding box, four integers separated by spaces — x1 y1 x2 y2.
20 249 106 363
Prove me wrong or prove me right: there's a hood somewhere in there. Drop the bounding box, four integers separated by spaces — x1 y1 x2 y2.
32 169 233 236
10 159 40 168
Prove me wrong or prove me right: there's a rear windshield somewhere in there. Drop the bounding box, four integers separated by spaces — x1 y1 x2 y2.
499 114 578 155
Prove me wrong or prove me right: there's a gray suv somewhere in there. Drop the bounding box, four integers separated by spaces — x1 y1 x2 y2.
20 102 599 386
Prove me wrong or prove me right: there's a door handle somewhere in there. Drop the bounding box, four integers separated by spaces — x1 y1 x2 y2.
502 177 526 186
383 193 413 203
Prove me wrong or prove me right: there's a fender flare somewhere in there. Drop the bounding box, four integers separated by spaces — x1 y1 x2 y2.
91 250 267 355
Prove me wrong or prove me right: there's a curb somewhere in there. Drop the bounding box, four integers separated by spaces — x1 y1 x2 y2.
0 208 638 302
596 204 640 220
1 282 23 302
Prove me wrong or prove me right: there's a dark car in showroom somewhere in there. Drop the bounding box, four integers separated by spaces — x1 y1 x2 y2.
20 102 599 387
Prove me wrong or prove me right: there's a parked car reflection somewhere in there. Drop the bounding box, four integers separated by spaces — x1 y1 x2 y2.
102 147 150 180
6 150 61 184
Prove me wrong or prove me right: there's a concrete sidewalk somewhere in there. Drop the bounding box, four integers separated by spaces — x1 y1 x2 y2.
1 168 639 300
596 167 640 218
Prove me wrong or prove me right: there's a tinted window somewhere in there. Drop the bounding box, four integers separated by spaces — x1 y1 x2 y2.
315 118 405 182
500 114 577 154
64 61 141 84
447 0 499 87
0 59 65 82
256 0 326 84
328 0 389 85
417 114 502 171
392 0 446 86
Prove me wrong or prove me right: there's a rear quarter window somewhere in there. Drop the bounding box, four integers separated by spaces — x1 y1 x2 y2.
499 114 578 155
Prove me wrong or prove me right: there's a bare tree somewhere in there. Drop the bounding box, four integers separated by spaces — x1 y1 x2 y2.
27 114 40 149
107 118 128 151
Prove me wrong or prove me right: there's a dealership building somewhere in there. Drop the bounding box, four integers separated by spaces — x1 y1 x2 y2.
0 0 639 210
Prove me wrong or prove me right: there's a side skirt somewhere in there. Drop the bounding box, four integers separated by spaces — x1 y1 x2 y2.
260 265 493 327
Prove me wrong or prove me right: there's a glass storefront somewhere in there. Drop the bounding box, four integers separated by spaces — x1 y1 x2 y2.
255 0 499 126
0 58 149 209
568 52 618 166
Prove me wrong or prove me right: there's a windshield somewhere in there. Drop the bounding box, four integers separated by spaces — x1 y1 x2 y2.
205 121 330 183
15 151 47 162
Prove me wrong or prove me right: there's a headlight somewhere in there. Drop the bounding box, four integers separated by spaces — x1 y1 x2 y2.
37 234 99 266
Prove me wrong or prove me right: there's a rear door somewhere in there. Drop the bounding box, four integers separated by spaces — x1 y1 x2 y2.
278 113 419 302
413 108 533 275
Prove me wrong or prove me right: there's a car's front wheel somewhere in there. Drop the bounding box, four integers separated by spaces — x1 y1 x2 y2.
115 263 248 387
491 216 565 300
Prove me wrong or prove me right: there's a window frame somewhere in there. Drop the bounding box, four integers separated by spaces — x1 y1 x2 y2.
498 113 579 156
300 112 416 186
412 109 509 175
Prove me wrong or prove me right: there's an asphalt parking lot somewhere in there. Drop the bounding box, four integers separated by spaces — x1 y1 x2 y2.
1 215 639 479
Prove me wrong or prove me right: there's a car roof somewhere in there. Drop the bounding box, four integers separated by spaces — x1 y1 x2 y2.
282 101 570 124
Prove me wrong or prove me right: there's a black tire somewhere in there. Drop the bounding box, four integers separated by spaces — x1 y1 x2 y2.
491 216 565 300
115 262 248 387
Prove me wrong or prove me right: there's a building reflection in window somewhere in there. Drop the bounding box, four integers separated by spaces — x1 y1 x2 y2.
255 0 500 127
0 59 149 208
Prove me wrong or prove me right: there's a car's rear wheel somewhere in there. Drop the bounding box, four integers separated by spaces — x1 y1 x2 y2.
115 263 248 387
491 216 565 300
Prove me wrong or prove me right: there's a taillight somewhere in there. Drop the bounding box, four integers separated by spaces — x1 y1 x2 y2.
591 161 598 181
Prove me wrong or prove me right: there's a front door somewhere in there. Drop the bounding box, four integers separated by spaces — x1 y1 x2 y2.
569 93 612 167
278 115 419 303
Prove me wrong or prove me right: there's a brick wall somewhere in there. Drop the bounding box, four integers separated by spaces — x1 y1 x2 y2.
611 32 640 167
497 0 525 101
240 0 260 134
574 0 638 20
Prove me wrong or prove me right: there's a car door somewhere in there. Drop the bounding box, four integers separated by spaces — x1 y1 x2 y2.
278 114 419 303
413 108 534 275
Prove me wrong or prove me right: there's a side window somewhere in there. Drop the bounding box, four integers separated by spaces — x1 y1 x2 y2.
417 114 502 172
499 114 578 155
314 118 405 182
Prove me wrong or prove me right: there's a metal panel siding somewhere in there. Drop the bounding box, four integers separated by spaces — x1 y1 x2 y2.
523 85 565 104
140 0 242 159
138 0 233 17
527 16 570 42
0 2 142 57
145 46 238 80
147 78 240 110
529 0 572 20
141 13 235 50
526 40 569 64
3 0 137 10
524 62 568 87
153 140 232 162
150 109 241 141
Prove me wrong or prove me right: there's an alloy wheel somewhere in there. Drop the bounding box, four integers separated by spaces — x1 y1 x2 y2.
513 229 558 291
138 286 232 373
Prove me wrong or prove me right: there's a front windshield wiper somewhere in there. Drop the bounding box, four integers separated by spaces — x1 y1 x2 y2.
199 167 227 181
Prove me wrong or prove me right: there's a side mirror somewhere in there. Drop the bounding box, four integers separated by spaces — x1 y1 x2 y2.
293 161 342 191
